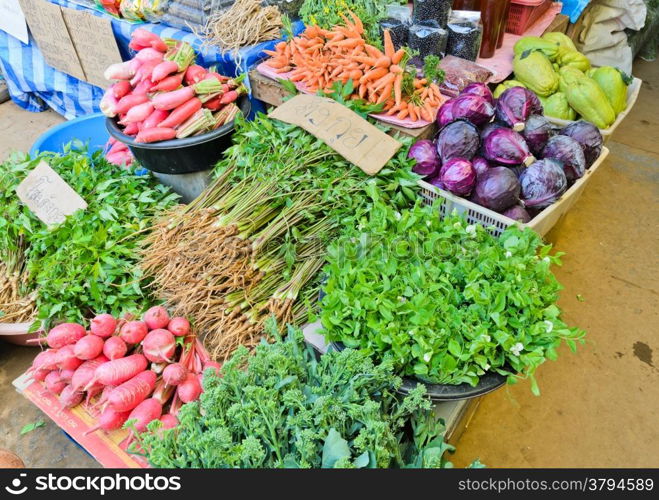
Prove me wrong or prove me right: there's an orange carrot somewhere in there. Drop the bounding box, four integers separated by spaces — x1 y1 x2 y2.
360 67 388 84
397 108 409 119
377 83 393 104
383 30 395 58
392 48 405 65
409 104 418 122
364 44 385 59
394 74 403 107
372 72 396 92
375 56 392 68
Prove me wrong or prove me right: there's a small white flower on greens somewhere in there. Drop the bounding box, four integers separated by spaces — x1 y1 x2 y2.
423 352 432 363
466 224 476 236
394 211 402 221
544 320 553 333
505 251 513 258
510 342 524 356
481 334 491 343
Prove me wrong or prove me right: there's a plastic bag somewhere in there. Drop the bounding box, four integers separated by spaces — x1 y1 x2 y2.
412 0 452 27
120 0 145 21
142 0 169 21
446 10 482 61
408 24 448 59
439 55 493 97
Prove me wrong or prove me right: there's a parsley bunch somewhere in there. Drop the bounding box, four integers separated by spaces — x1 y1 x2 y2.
0 150 178 326
137 320 455 468
320 200 585 394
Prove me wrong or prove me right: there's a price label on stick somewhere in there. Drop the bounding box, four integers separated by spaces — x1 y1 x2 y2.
15 161 87 226
269 94 402 175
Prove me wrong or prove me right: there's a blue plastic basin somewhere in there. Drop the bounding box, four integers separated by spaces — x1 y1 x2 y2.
29 113 109 157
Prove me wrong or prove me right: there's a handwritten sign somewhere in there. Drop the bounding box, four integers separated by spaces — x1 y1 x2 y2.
269 94 402 175
0 0 29 44
61 7 122 89
18 0 85 80
16 161 87 225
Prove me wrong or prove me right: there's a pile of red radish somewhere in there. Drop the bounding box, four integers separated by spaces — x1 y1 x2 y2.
26 306 219 439
101 28 246 145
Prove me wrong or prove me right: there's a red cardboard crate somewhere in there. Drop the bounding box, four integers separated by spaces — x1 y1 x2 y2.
507 0 555 35
13 372 148 468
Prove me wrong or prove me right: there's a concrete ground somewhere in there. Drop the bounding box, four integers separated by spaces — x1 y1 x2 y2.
0 58 657 468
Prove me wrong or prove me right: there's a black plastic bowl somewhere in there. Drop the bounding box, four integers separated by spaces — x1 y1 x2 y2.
105 96 251 175
329 341 507 402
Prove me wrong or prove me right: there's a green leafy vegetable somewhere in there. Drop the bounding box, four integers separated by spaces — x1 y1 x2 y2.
321 199 585 392
0 149 178 326
20 420 45 435
135 320 455 468
423 55 445 85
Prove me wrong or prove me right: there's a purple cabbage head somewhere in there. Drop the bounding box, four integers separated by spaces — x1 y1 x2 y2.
481 122 506 142
461 83 495 106
472 156 490 177
502 205 532 223
437 99 456 127
522 114 555 156
495 87 543 131
428 176 445 190
519 159 568 209
436 120 480 162
439 158 476 196
542 135 587 182
559 120 603 167
448 94 495 127
483 128 535 166
474 166 521 212
408 139 441 177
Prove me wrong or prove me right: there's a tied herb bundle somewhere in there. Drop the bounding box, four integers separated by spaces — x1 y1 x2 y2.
321 199 586 394
135 320 456 468
0 151 178 326
141 110 418 361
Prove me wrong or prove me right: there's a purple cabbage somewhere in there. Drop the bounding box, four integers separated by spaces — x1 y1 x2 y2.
559 120 603 167
428 176 445 190
461 83 495 106
522 114 555 156
519 159 568 209
474 167 521 212
448 94 495 127
437 99 456 127
483 128 535 166
502 205 532 223
436 119 480 162
481 122 506 142
542 135 587 182
408 139 441 177
439 158 476 196
472 156 490 177
495 87 543 132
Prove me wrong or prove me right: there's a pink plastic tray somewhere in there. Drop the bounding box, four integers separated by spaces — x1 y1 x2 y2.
256 62 446 129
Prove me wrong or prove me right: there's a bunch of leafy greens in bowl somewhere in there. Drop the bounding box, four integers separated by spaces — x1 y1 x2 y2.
135 319 459 468
0 149 178 327
320 198 585 395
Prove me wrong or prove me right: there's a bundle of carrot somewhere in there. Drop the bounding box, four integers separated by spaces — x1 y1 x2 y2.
26 307 218 438
101 28 245 144
264 12 444 122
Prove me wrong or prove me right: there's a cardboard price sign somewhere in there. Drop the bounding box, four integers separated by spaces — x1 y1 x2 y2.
18 0 85 81
269 94 402 175
16 161 87 225
61 7 122 89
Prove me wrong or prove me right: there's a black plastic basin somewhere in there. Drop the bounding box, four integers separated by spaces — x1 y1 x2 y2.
105 96 251 175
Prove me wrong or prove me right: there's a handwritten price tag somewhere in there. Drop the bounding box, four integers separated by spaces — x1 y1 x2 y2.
16 161 87 225
269 94 402 175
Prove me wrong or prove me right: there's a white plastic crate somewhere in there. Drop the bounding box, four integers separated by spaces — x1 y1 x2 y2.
546 78 642 143
419 147 610 237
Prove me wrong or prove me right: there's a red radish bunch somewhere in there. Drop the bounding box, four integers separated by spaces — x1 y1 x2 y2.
101 30 246 145
28 308 211 437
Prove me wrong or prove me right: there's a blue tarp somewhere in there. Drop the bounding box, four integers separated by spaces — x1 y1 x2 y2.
561 0 592 23
0 0 302 118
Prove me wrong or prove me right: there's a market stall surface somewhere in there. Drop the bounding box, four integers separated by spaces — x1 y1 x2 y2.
0 58 657 468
